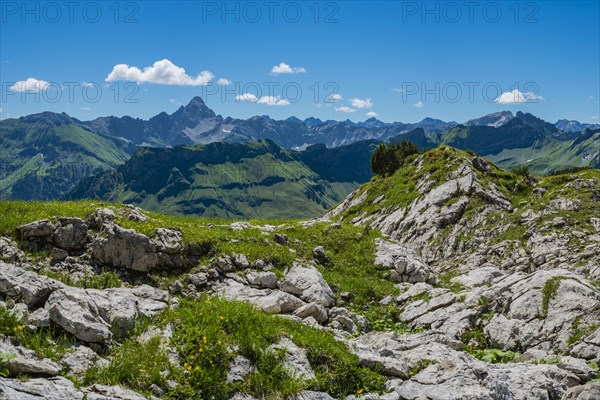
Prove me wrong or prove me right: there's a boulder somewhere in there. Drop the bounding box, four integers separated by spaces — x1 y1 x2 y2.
0 237 23 263
273 233 288 244
84 384 150 400
91 225 157 271
0 262 61 307
52 218 88 250
0 377 84 400
293 302 328 323
227 355 253 383
350 331 582 400
152 228 184 254
216 279 305 314
16 220 55 240
268 338 315 381
562 382 600 400
374 239 437 285
312 246 330 264
279 263 335 307
231 253 249 269
45 287 113 343
330 307 371 333
188 272 208 288
0 337 62 377
45 285 168 343
60 345 106 375
246 271 277 289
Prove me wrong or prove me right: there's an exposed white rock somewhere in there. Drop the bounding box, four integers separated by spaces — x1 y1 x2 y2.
268 338 315 381
279 263 335 307
0 262 62 306
91 224 158 271
0 337 61 377
216 279 305 314
0 377 84 400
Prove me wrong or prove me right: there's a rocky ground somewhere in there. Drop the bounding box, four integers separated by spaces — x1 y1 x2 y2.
1 148 599 399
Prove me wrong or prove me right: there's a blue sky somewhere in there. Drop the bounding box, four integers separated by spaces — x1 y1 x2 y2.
1 0 599 123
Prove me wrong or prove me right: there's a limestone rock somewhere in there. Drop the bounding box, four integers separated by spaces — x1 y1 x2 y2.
0 377 84 400
279 263 335 307
152 228 184 254
91 224 157 271
227 355 253 383
0 262 61 307
0 337 61 377
246 271 278 289
52 218 88 250
217 279 305 314
268 338 315 381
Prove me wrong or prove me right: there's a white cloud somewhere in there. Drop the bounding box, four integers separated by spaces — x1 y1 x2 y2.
366 111 379 117
328 93 342 102
589 96 595 100
81 106 91 111
414 101 424 108
236 93 290 106
391 88 405 93
106 59 214 86
82 82 94 87
271 62 306 74
10 78 50 92
0 108 3 113
349 98 373 109
495 89 544 104
236 93 258 102
257 96 290 106
335 106 356 113
217 78 232 85
592 115 599 119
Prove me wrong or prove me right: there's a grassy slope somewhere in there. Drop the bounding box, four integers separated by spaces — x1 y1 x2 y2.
0 199 396 398
69 140 360 219
0 119 131 200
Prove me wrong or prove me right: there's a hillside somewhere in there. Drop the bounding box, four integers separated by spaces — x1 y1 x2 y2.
0 147 599 399
66 139 377 219
0 113 134 200
439 112 600 174
327 146 600 274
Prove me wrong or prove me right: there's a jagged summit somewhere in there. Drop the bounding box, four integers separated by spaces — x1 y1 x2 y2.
171 96 216 121
464 111 514 128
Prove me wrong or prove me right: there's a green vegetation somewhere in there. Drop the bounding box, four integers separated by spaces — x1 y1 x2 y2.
0 353 16 377
66 139 375 219
408 359 436 377
541 276 571 319
43 269 122 289
86 296 386 399
0 306 75 362
370 140 419 176
0 118 132 200
439 271 465 293
84 335 177 395
366 304 423 335
568 317 599 345
511 165 530 177
471 349 519 364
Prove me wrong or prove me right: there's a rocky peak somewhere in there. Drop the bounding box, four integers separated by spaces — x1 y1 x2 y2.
171 96 216 125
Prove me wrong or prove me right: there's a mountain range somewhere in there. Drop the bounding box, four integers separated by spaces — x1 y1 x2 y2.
1 97 599 217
